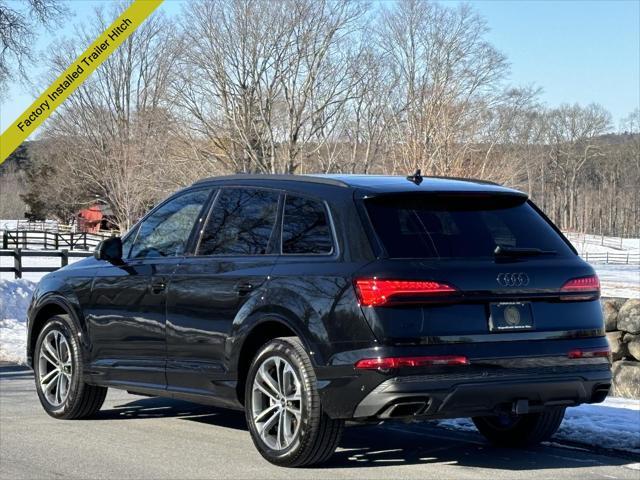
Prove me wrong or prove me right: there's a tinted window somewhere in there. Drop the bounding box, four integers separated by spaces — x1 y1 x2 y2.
129 189 210 259
198 188 279 255
282 195 333 254
365 194 573 259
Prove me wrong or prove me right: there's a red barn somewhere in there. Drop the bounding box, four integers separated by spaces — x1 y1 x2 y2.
77 204 103 233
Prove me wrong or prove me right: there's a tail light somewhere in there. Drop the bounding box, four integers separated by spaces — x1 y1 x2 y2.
561 275 600 293
355 355 469 370
568 348 610 359
560 275 600 300
354 278 457 307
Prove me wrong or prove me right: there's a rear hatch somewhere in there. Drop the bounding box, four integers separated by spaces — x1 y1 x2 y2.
355 191 603 345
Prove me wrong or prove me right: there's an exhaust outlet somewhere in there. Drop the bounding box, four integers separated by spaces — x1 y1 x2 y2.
380 400 427 418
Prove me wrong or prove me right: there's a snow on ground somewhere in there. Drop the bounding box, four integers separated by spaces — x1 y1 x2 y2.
563 233 640 298
0 279 35 364
436 397 640 455
0 220 18 230
565 232 640 254
595 264 640 299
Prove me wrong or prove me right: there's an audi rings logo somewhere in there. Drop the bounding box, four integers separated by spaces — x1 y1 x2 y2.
497 273 530 287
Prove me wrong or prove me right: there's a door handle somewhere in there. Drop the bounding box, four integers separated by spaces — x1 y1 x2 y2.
236 282 254 296
151 281 166 294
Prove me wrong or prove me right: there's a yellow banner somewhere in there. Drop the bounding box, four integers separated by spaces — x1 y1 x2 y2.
0 0 163 164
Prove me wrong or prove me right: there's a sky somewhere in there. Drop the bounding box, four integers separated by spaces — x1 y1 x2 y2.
0 0 638 133
470 0 640 128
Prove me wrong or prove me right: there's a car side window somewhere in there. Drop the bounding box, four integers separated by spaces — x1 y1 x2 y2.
198 188 279 256
129 189 211 259
282 195 333 254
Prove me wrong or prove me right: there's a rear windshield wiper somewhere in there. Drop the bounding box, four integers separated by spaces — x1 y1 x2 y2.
494 246 557 257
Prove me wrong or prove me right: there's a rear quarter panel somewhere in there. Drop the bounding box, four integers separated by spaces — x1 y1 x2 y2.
255 259 378 367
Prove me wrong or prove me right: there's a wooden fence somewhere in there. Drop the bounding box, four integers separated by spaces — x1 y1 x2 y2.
10 219 119 235
0 249 93 279
581 252 640 265
565 232 635 251
1 230 112 251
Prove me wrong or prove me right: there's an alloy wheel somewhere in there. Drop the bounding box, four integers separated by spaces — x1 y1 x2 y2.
38 329 73 407
251 356 303 451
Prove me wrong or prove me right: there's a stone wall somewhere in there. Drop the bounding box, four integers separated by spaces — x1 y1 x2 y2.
603 298 640 398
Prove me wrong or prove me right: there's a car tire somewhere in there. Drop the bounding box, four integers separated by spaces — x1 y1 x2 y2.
472 407 565 447
34 315 107 419
245 336 344 467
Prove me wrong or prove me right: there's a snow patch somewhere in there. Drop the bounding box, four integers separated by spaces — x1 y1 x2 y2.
0 279 35 320
0 220 18 230
563 233 640 299
0 319 28 364
565 232 640 254
594 264 640 299
0 279 35 364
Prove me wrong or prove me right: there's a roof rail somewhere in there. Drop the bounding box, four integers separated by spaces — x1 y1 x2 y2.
427 175 502 186
192 174 349 188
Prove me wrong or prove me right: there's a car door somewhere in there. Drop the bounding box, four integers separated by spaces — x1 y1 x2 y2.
165 187 281 400
86 187 213 389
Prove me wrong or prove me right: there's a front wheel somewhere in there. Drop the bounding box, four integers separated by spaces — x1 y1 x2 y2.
34 315 107 419
472 407 565 447
245 337 344 467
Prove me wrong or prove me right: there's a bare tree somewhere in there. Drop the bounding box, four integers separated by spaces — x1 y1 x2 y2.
16 0 636 238
0 0 66 96
377 0 509 175
22 138 89 222
544 103 611 230
333 45 398 174
473 86 543 186
35 4 181 231
0 160 27 218
176 0 366 174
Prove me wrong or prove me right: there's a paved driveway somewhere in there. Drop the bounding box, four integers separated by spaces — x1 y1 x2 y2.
1 363 637 480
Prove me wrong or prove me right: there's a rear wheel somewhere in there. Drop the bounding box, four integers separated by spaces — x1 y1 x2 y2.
34 315 107 419
472 407 565 447
245 337 343 467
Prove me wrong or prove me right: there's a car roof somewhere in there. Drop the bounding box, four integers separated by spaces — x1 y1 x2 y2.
193 174 524 196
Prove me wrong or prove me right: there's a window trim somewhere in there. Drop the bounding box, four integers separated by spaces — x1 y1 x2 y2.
192 186 283 258
279 192 338 257
120 225 139 260
189 188 221 256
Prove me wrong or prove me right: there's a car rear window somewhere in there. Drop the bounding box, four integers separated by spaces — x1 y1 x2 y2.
365 194 574 259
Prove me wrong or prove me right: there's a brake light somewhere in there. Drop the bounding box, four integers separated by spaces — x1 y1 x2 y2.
568 348 610 359
561 275 600 293
355 355 469 370
354 278 457 306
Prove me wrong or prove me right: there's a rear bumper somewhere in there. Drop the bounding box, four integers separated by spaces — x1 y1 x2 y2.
315 338 612 420
352 366 611 419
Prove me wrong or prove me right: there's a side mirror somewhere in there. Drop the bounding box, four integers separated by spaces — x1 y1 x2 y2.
94 236 123 262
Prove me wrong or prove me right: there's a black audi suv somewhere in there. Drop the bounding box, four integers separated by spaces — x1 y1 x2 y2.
27 174 611 467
